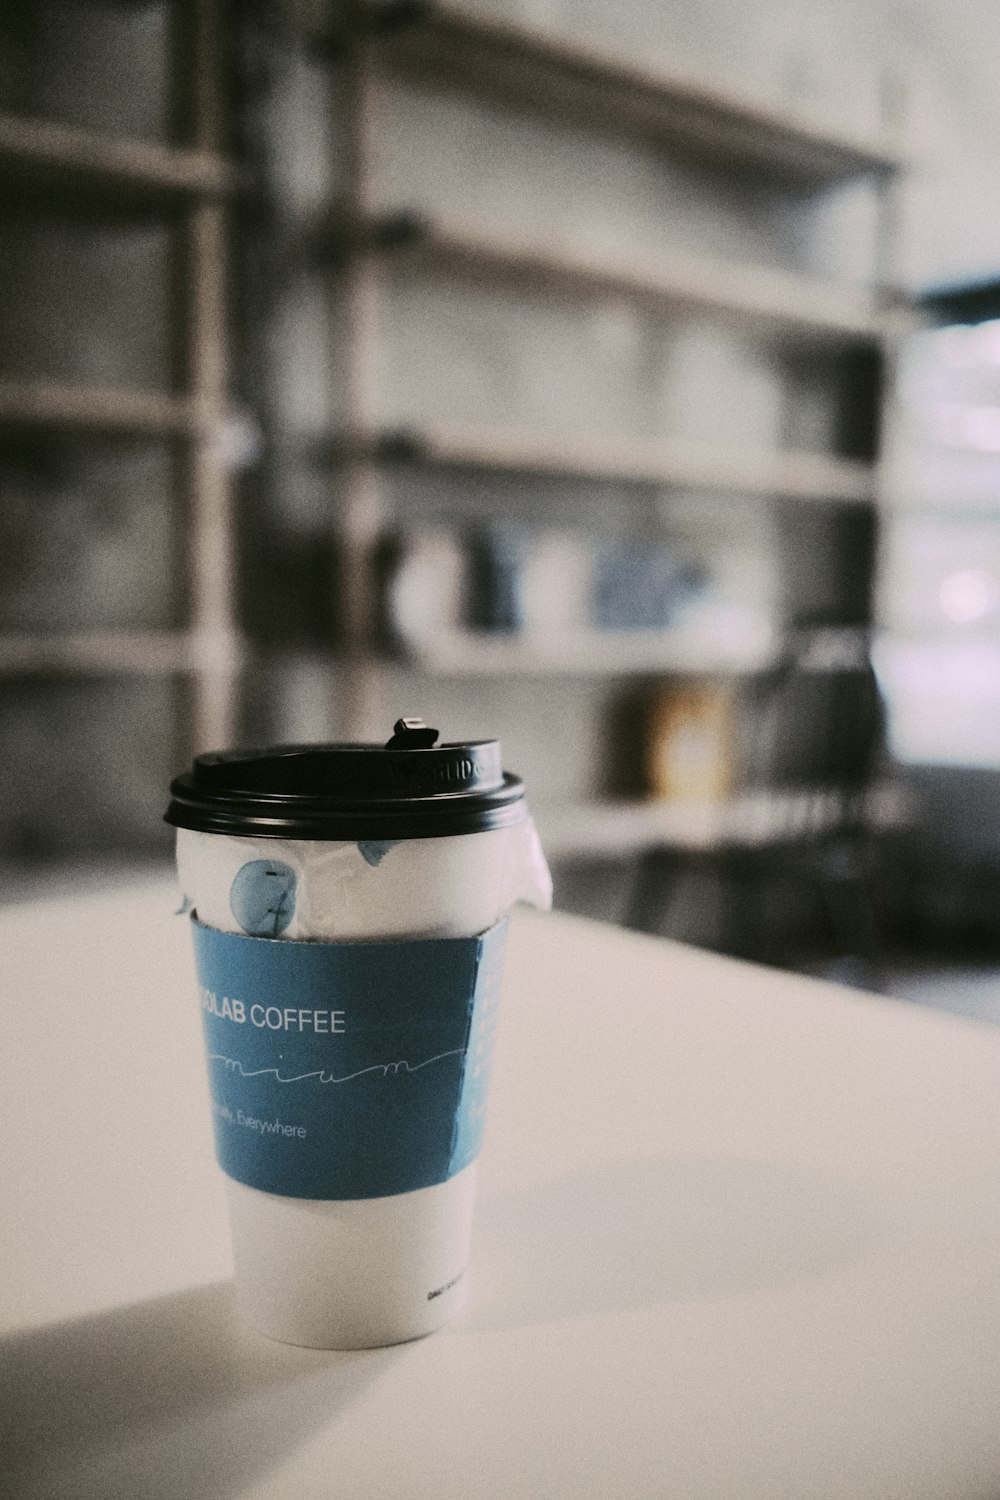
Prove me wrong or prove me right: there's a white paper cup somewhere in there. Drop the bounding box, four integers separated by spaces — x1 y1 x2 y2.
167 725 550 1349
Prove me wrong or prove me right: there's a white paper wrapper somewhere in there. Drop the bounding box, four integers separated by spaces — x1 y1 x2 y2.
177 819 551 1348
176 819 551 940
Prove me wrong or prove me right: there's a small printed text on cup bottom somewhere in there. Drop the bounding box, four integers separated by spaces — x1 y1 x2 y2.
213 1101 306 1139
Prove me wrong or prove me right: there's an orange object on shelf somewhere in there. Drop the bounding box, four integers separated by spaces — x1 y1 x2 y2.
645 680 735 803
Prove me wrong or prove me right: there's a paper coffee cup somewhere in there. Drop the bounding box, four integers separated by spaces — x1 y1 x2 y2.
166 719 551 1349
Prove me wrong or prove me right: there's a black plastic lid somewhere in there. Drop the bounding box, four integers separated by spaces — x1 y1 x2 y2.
164 719 527 840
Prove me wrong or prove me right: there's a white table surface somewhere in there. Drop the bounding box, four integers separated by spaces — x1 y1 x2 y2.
3 873 1000 1500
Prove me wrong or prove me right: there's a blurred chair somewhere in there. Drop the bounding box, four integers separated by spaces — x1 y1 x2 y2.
626 633 886 985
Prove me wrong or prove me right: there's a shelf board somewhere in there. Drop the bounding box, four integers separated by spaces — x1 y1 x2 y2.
536 793 845 857
0 382 204 438
535 786 905 858
398 623 779 677
366 217 884 344
373 422 877 503
0 623 863 684
0 630 244 677
370 1 903 183
0 113 239 205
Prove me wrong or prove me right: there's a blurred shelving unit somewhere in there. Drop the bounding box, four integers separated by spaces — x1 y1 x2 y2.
265 0 907 858
0 0 907 869
0 0 238 863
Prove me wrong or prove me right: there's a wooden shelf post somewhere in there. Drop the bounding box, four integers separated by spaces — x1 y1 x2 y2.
183 0 239 752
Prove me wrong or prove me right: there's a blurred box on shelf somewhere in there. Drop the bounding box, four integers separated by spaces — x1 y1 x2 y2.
469 524 594 634
377 518 713 651
591 541 705 631
645 679 736 803
376 526 469 647
468 524 525 633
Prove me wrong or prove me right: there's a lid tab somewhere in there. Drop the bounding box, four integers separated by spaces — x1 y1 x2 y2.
386 717 439 749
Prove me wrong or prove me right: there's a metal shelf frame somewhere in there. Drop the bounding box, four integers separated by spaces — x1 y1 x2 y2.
0 0 238 756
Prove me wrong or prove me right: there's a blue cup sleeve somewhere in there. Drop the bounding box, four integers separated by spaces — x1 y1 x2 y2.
192 917 508 1200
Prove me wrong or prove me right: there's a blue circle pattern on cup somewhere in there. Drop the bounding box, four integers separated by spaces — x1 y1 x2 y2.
230 860 298 937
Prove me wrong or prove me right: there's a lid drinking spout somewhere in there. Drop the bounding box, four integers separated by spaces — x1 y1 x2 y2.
386 718 440 749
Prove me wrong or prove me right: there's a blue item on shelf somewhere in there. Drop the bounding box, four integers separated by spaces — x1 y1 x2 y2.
590 543 705 630
469 525 527 632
